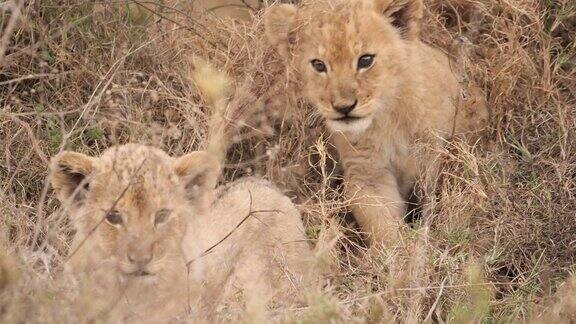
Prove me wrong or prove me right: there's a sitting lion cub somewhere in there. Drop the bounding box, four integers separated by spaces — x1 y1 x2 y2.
265 0 488 246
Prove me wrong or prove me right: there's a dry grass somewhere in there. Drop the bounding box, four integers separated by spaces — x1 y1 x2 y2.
0 0 574 322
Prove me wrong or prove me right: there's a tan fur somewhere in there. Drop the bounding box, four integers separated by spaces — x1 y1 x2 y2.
265 0 488 246
183 177 315 319
0 238 17 293
49 144 314 321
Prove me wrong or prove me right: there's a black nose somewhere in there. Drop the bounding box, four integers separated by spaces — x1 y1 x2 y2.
332 100 358 115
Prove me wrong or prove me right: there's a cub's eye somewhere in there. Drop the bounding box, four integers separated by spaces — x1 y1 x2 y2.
105 210 123 226
310 59 327 73
154 209 172 226
357 54 375 70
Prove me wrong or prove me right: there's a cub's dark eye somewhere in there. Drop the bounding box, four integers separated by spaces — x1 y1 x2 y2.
357 54 375 70
154 209 172 226
310 59 327 73
105 210 123 226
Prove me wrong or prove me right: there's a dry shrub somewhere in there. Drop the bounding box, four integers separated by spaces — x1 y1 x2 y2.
0 0 574 322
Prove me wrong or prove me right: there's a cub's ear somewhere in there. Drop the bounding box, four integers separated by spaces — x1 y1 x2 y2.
49 151 95 204
373 0 423 40
173 151 220 200
264 3 298 58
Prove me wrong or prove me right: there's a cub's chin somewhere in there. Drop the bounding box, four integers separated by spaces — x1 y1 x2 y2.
119 271 161 286
326 116 373 134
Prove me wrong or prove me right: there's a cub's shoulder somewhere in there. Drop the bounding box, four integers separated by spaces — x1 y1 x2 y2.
216 177 284 199
214 177 297 216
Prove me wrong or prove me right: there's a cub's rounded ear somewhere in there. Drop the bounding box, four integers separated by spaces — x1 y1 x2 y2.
373 0 423 40
49 151 95 204
264 3 298 58
173 151 220 200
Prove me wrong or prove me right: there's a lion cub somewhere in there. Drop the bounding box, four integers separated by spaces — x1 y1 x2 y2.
50 143 313 321
50 144 191 321
265 0 488 246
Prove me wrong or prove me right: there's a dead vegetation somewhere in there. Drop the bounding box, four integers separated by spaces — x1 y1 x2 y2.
0 0 574 322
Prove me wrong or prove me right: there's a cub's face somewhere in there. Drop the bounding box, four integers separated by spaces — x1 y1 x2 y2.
265 0 423 134
50 145 219 283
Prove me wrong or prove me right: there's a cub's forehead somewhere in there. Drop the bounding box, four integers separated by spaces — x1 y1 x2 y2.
299 0 372 25
89 164 178 210
300 0 368 11
298 2 382 54
93 145 178 190
98 145 172 171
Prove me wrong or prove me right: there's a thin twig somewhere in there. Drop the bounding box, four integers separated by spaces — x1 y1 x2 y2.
0 72 73 86
0 0 25 67
240 0 258 12
424 277 447 322
186 190 280 267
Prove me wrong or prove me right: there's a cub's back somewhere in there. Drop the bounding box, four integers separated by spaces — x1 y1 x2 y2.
410 42 489 136
183 177 315 315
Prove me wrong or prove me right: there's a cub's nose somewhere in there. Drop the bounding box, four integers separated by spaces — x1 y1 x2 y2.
332 100 358 115
127 251 153 268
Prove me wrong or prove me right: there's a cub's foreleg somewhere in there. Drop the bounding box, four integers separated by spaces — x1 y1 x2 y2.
346 170 406 247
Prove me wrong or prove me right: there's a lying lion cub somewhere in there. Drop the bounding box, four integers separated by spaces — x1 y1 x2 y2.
50 145 313 321
265 0 488 246
49 64 314 321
